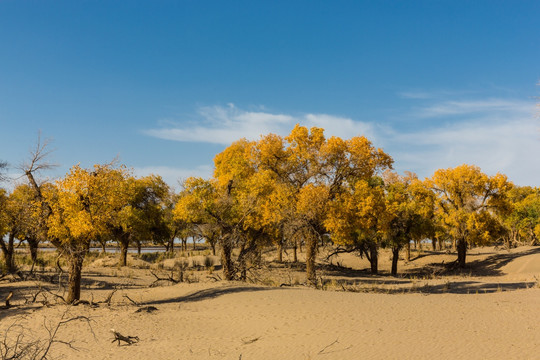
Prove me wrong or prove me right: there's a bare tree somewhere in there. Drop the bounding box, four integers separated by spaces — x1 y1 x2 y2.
0 309 93 360
0 161 7 182
19 132 57 193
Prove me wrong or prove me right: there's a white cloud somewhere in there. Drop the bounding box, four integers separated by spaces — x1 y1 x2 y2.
143 98 540 186
144 104 375 145
385 98 539 185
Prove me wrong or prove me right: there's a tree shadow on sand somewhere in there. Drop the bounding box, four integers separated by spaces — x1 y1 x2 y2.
404 246 540 279
143 285 276 306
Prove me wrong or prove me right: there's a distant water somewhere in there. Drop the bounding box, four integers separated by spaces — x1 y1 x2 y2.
36 247 168 254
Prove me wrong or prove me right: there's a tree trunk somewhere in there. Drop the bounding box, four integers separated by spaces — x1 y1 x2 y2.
305 237 317 285
369 242 378 274
432 238 437 251
220 240 234 280
1 233 16 273
406 241 411 261
276 241 283 262
137 241 141 255
293 239 298 263
391 246 400 276
169 238 174 253
457 237 467 268
66 254 84 304
28 237 39 265
211 241 216 256
119 240 129 267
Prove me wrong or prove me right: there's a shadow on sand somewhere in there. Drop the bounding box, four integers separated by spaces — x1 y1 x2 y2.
143 285 276 306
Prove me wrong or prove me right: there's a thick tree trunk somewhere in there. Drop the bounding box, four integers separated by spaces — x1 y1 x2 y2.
28 238 39 264
136 241 141 255
1 233 16 273
457 237 467 268
66 254 84 304
369 242 378 274
306 237 317 285
220 241 234 280
119 240 129 267
391 246 400 276
406 241 411 261
432 238 437 251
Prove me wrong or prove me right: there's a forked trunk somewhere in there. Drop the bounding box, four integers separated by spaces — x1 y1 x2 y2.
27 237 39 265
1 233 16 273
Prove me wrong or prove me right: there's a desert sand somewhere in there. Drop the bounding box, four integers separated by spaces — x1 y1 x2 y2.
1 245 539 360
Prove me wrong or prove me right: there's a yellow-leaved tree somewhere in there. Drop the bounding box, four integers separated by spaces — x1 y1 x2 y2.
325 178 386 274
426 164 512 267
236 125 392 283
381 172 435 275
109 174 171 266
46 163 130 303
501 186 540 247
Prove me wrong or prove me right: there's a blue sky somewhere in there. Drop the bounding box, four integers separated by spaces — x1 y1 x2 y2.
1 0 539 189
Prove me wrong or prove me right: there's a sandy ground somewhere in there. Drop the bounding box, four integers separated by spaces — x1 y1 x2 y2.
0 245 539 359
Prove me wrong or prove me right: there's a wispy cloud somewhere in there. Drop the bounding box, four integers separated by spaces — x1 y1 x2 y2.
415 98 534 118
144 97 539 186
388 117 540 185
144 104 375 145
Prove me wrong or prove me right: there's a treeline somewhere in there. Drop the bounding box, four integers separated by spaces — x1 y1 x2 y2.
0 125 539 303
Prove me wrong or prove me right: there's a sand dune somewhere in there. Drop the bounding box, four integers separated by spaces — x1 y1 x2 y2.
1 246 539 359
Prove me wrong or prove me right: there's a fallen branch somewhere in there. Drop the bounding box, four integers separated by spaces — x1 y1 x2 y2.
111 329 139 346
98 288 117 306
318 339 339 354
122 294 140 306
150 270 180 287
